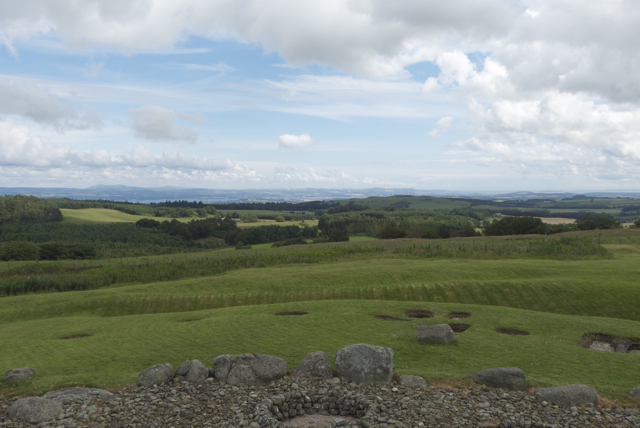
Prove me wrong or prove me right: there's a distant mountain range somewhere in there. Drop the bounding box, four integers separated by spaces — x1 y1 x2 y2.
1 186 639 203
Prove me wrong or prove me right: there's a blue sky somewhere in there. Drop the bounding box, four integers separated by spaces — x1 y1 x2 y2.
2 1 640 191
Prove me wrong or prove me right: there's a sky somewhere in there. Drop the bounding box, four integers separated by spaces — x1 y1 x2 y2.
1 0 640 191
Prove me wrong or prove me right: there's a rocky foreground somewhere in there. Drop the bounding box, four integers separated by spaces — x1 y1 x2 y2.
1 376 639 428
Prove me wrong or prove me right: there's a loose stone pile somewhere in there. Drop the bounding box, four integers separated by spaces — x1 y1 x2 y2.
2 377 640 428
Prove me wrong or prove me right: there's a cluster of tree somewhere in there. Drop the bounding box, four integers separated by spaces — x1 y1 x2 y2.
0 241 96 261
0 216 236 259
0 195 62 224
326 203 369 214
151 200 207 208
211 201 333 212
136 217 237 240
50 198 218 218
496 208 589 219
575 214 621 230
483 216 546 236
317 210 481 240
224 224 318 246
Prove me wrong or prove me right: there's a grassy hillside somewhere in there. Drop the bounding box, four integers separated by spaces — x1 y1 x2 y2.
1 229 640 403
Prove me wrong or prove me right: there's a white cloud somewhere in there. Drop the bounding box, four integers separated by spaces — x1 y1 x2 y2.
0 119 257 183
128 105 198 143
0 118 71 167
428 116 453 137
0 80 103 131
177 62 234 75
278 133 313 150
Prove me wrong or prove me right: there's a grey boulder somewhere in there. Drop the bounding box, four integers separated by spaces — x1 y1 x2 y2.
470 367 527 391
398 375 427 388
417 324 455 344
44 387 113 403
138 363 175 387
334 343 394 385
213 353 287 386
3 367 35 382
535 384 599 406
291 351 333 378
176 359 210 383
9 397 63 423
629 385 640 402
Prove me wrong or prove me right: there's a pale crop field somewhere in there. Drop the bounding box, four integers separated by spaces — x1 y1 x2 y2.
60 208 197 224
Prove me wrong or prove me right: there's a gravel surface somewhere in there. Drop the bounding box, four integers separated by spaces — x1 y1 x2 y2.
1 376 639 428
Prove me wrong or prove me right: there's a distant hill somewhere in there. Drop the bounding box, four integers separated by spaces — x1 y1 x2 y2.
1 186 639 204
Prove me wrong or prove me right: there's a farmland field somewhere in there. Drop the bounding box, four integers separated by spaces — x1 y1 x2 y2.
60 208 197 224
2 229 640 405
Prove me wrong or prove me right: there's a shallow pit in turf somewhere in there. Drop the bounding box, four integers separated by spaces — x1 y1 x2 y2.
448 323 471 333
405 310 434 318
275 311 308 316
374 315 408 321
177 319 202 323
447 311 471 319
581 333 640 354
61 334 91 340
495 328 529 336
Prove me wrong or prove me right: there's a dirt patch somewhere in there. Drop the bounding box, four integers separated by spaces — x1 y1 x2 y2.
448 323 470 333
495 328 530 336
284 414 358 427
447 312 471 320
580 333 640 354
61 334 91 340
404 310 434 318
374 315 408 321
275 311 308 316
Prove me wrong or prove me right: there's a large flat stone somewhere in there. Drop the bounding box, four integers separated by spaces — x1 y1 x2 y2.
417 324 455 344
334 343 394 385
138 363 175 387
3 367 35 382
535 384 599 406
291 351 333 378
9 397 63 423
213 353 287 386
471 367 527 391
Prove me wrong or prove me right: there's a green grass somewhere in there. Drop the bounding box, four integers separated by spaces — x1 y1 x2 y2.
348 236 379 241
1 299 639 404
60 208 198 224
2 229 640 403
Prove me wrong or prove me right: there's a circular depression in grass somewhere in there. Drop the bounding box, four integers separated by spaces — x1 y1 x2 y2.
374 315 408 321
177 319 202 323
581 333 640 354
275 311 308 316
447 312 471 319
495 328 530 336
448 323 471 333
404 310 434 318
61 334 92 340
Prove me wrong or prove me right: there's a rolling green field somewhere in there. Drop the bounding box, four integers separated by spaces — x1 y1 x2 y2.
1 229 640 404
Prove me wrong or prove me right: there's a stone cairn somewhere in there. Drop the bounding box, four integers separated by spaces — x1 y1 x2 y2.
3 340 640 427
